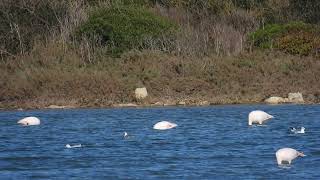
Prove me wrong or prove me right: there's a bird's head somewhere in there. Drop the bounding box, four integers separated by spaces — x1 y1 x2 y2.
297 151 306 157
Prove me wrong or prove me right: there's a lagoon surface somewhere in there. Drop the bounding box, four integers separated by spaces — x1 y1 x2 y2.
0 105 319 179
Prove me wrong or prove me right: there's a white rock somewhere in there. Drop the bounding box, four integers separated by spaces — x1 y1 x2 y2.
135 87 148 100
265 97 287 104
47 105 74 109
198 101 210 106
153 121 177 130
153 102 164 106
288 92 304 103
17 117 41 126
178 101 186 105
248 110 274 126
276 148 305 165
163 101 176 106
114 103 138 107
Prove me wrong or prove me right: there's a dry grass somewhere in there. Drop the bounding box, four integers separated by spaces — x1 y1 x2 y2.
1 1 320 109
1 41 320 109
152 5 258 57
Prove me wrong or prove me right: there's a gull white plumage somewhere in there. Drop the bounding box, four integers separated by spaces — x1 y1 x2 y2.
66 144 82 148
290 127 305 134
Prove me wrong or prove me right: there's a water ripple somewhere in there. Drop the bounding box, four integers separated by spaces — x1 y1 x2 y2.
0 105 319 179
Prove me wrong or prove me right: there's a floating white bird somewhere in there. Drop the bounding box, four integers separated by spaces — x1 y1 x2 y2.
124 132 128 138
17 117 41 126
153 121 177 130
290 127 305 134
248 110 274 126
276 148 305 165
65 144 82 148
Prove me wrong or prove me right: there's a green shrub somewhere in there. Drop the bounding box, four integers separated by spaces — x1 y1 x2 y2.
249 24 285 49
249 22 320 56
76 5 177 56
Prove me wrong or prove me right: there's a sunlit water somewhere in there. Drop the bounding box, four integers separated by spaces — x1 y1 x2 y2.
0 105 319 179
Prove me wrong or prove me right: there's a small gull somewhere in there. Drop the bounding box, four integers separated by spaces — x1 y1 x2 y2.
66 144 82 148
124 132 128 138
290 127 305 134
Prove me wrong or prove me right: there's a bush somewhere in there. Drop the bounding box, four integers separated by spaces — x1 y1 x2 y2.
76 5 177 56
249 22 320 56
249 23 284 49
0 0 69 55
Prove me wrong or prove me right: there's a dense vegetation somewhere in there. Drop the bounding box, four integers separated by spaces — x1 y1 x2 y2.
76 5 177 56
250 22 320 56
0 0 319 109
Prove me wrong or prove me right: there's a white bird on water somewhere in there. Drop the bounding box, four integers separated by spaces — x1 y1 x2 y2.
124 132 128 138
276 148 306 165
17 116 41 126
153 121 177 130
66 144 82 148
290 127 305 134
248 110 274 126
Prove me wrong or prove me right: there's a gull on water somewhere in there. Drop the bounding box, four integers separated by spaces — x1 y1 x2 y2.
290 127 305 134
66 144 82 148
124 132 128 138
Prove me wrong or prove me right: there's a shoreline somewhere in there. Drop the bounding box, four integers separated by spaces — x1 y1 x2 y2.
0 98 317 111
2 51 320 112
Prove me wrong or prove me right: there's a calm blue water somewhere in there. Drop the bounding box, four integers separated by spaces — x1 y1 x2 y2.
0 104 319 179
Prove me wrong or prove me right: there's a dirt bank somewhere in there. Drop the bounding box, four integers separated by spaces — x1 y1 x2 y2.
1 49 320 110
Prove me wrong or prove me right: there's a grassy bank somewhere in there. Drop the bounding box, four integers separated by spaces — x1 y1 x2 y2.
1 1 320 109
1 43 320 109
